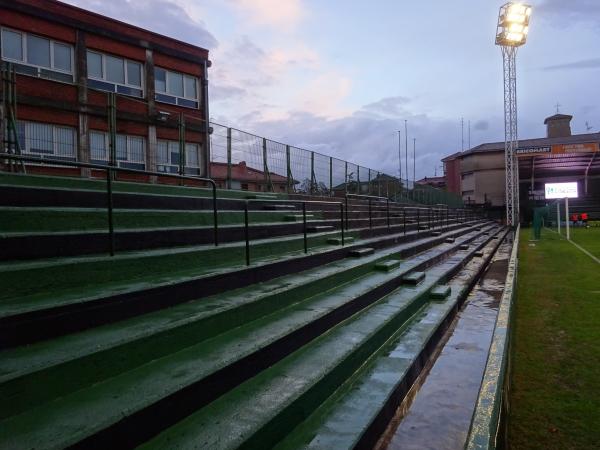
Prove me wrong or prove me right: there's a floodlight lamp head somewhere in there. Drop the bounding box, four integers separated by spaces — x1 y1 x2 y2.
495 2 532 47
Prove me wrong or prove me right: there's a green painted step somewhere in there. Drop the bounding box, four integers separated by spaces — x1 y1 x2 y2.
0 244 442 449
349 248 374 257
402 271 426 284
263 204 297 211
430 284 452 300
326 236 353 245
285 214 315 222
0 172 275 200
272 243 496 450
0 208 314 233
246 194 278 200
0 247 390 420
139 239 485 450
374 259 401 271
307 225 334 233
0 227 495 448
0 231 346 317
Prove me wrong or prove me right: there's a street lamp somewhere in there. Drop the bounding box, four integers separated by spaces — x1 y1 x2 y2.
495 2 532 226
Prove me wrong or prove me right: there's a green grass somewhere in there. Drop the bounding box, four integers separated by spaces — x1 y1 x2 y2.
508 228 600 449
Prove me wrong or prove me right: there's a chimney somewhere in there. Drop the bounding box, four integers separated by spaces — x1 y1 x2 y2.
544 114 573 138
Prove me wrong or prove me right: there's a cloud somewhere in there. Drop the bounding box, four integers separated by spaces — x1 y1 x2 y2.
232 98 502 181
63 0 218 49
360 96 411 119
537 0 600 26
543 58 600 71
226 0 305 30
473 120 489 131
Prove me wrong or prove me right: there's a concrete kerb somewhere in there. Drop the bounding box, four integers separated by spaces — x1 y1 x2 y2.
465 225 519 450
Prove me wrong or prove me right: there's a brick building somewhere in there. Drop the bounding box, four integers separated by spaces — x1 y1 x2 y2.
442 114 600 207
0 0 211 179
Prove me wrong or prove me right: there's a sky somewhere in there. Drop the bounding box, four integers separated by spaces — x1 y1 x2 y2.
64 0 600 180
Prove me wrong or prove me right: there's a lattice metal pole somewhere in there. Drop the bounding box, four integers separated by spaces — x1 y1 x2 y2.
502 45 519 226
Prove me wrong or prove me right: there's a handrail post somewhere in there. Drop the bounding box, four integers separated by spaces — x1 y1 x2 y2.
345 196 349 231
386 198 390 228
244 201 250 265
303 202 308 253
417 208 420 235
368 198 372 229
340 203 345 246
106 167 115 256
403 207 407 235
212 182 219 246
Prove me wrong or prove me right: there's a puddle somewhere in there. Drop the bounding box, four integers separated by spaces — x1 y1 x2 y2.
377 241 511 450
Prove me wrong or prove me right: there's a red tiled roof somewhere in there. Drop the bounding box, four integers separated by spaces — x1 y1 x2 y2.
210 161 288 184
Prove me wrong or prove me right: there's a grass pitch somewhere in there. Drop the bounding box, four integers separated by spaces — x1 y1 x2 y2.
508 227 600 449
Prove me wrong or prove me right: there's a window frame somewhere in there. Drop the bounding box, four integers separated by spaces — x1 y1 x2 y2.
15 121 77 161
0 27 75 81
89 130 146 170
154 67 200 109
156 139 201 174
86 50 144 98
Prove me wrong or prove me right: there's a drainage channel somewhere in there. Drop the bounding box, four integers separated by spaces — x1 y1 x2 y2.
376 232 514 450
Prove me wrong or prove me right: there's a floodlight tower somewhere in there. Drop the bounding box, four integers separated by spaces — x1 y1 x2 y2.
495 2 531 226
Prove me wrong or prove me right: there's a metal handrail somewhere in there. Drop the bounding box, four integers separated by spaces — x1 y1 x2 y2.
243 198 344 265
1 153 219 255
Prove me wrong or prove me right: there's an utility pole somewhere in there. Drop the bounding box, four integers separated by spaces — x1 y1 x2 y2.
404 119 408 189
397 130 402 193
413 138 416 186
461 117 464 151
468 119 471 149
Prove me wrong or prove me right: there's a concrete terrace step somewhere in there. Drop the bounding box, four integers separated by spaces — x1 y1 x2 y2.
137 232 499 450
271 234 507 450
0 223 494 348
0 226 500 449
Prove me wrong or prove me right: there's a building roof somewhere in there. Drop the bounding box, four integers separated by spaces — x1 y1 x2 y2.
210 161 289 184
416 176 445 184
544 113 573 124
459 132 600 157
441 151 461 162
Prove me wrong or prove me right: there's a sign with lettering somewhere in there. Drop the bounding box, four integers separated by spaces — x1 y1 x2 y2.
545 182 578 199
516 146 551 156
517 142 599 157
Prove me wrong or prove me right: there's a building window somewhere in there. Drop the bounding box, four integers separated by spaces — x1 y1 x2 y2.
14 121 76 160
89 131 146 170
0 28 74 83
155 68 199 109
86 51 143 98
156 139 201 174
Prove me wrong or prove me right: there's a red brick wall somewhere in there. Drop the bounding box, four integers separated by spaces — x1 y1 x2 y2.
444 158 461 195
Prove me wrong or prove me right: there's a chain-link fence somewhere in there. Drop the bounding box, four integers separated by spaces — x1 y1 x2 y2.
209 121 463 207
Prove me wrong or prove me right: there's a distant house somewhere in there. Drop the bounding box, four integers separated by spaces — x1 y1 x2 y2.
210 161 291 192
416 176 446 190
332 173 403 197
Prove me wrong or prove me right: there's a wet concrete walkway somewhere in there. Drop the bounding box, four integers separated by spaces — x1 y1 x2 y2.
377 239 512 450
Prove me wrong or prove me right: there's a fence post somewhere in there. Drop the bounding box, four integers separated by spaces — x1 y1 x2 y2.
329 156 333 196
310 151 315 195
262 137 273 192
387 198 390 228
345 161 348 196
340 203 345 246
403 207 407 235
286 144 292 194
368 198 372 229
368 169 371 195
226 127 232 189
178 112 186 182
357 166 360 194
107 93 117 179
106 167 115 256
303 202 308 253
244 202 250 265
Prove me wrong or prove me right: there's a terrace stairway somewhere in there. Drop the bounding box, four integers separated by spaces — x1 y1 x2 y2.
0 172 505 449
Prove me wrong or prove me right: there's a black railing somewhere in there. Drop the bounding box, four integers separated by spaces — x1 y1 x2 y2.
242 198 344 266
1 154 218 256
1 154 482 265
